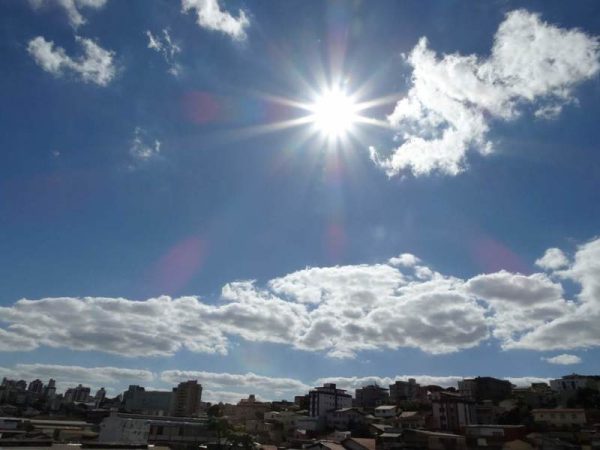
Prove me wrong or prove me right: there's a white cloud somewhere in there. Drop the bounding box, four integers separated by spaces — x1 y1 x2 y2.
535 248 570 271
505 377 550 387
161 370 309 401
371 9 600 176
202 390 260 404
146 29 182 76
0 296 230 357
542 354 582 365
129 127 161 163
1 238 600 358
315 375 464 391
508 238 600 351
29 0 108 28
465 270 573 344
0 362 554 403
0 363 154 395
182 0 250 41
316 375 550 391
28 35 116 86
0 329 37 351
388 253 421 267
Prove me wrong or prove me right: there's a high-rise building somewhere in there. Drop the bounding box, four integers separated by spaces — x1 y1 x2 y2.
65 384 91 403
45 379 56 399
431 391 476 432
308 383 352 418
95 387 107 401
458 377 512 403
389 378 422 403
27 379 44 394
123 385 173 415
170 380 203 417
354 385 389 408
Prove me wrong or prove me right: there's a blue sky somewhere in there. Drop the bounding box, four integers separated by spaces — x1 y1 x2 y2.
1 0 600 402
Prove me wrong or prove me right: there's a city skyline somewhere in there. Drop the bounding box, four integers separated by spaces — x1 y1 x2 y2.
1 1 600 405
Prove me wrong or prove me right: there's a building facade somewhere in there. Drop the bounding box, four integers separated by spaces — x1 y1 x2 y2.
355 385 389 408
458 377 512 403
309 383 352 418
389 379 421 403
431 391 476 432
170 380 203 417
123 385 173 415
532 408 587 427
550 374 600 393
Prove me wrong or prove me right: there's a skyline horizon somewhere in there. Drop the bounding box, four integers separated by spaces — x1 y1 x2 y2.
1 0 600 406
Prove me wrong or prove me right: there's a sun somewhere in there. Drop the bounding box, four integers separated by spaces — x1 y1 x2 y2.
309 88 358 139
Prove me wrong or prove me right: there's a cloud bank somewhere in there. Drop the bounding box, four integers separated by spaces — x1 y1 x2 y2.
370 9 600 176
0 363 554 403
1 237 598 359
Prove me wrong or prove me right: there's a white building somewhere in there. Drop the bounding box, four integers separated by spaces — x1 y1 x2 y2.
309 383 352 418
99 412 150 444
374 405 397 419
99 411 210 446
549 374 600 393
431 391 476 432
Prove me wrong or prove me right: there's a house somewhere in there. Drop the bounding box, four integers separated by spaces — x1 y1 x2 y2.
374 405 397 419
342 437 376 450
464 425 526 449
531 408 587 427
397 411 426 429
401 429 466 450
369 422 392 436
326 407 366 430
304 440 347 450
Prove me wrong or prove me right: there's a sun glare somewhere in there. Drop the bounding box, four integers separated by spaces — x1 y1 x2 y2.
310 89 358 139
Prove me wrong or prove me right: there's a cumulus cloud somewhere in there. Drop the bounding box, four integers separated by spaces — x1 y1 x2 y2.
508 238 600 351
0 296 229 357
146 29 182 76
1 238 600 358
465 270 573 344
536 248 570 271
182 0 250 41
0 329 37 351
29 0 108 28
370 9 600 176
129 127 161 163
27 35 115 86
542 354 582 365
